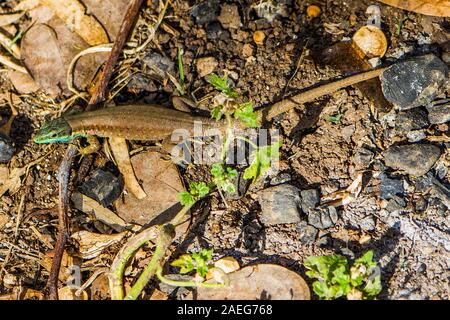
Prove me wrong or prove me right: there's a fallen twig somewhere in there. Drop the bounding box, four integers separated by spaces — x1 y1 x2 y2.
47 146 77 300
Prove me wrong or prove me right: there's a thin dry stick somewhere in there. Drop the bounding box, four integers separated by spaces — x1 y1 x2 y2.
46 0 146 299
88 0 145 109
256 67 387 122
47 146 77 300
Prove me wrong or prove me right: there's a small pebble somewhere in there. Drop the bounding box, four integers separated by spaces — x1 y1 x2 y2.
394 108 429 133
191 0 220 25
0 133 14 163
380 174 405 200
426 99 450 124
300 189 320 214
217 3 241 30
143 52 175 82
81 169 123 207
308 206 338 229
306 5 321 18
257 184 302 226
253 31 265 45
196 56 218 77
296 221 318 244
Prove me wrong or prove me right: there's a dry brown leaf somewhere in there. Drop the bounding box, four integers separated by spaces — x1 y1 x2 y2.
377 0 450 17
114 151 185 227
39 250 78 283
21 24 67 97
7 70 40 94
71 192 129 232
40 0 109 45
0 12 24 27
81 0 130 41
109 137 147 200
193 264 311 300
71 230 127 260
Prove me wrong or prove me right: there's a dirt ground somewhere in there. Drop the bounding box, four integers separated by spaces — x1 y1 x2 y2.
0 0 449 300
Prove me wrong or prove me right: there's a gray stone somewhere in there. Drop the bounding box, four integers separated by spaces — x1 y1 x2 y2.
381 54 449 110
191 0 220 25
385 196 407 212
380 175 404 200
257 184 302 226
308 206 338 229
426 99 450 124
359 216 376 231
383 143 441 176
296 221 318 244
395 108 429 133
205 22 230 41
81 169 123 207
300 189 320 214
143 52 175 82
0 133 14 163
406 130 426 143
270 172 292 186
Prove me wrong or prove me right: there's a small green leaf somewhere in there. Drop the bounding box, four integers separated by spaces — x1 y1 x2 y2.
234 102 259 128
192 248 213 277
178 192 195 206
211 106 223 121
328 113 343 125
363 275 382 298
209 73 238 99
171 254 194 274
211 164 238 194
190 181 210 198
243 140 281 183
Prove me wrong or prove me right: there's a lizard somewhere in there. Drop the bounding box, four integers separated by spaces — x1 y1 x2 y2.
33 68 386 147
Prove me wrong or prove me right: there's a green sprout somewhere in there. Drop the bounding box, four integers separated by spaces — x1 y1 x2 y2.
171 248 214 277
305 250 382 300
211 163 238 194
209 73 239 99
243 140 281 183
177 47 185 95
178 181 210 206
328 113 343 125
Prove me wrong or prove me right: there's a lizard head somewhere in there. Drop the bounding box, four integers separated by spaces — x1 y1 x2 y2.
34 117 77 144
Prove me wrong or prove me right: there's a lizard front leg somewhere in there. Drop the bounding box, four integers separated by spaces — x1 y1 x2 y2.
76 135 101 155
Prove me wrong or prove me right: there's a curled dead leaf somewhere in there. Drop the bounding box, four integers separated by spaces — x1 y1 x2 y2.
376 0 450 17
40 0 109 45
58 286 89 300
71 230 127 260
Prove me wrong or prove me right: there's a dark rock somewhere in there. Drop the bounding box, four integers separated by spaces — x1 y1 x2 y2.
0 133 14 163
191 0 220 25
426 99 450 124
296 221 318 244
383 143 441 176
257 184 301 226
143 52 175 82
380 174 404 200
300 189 320 214
385 196 407 212
339 248 355 259
81 169 123 207
127 73 158 93
308 206 338 229
381 54 449 110
205 22 230 41
394 108 429 133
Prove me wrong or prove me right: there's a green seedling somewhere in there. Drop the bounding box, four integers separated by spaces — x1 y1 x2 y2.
328 113 343 125
178 181 210 206
177 47 185 95
171 248 214 277
211 163 238 194
243 140 281 183
305 250 382 300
